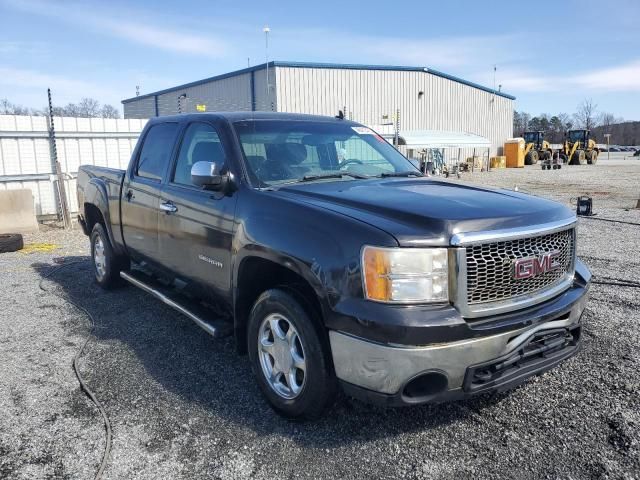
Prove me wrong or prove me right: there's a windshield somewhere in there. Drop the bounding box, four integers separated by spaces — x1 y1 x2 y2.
523 132 539 143
568 131 586 142
233 120 418 187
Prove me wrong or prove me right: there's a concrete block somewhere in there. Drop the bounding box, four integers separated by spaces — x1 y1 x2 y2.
0 189 39 234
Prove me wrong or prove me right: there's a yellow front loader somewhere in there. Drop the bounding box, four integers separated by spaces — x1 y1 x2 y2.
522 131 552 165
557 129 599 165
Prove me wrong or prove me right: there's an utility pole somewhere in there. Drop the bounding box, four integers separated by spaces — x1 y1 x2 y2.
263 25 271 110
47 89 71 229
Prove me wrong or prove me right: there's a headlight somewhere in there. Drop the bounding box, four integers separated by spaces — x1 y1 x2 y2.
362 246 448 303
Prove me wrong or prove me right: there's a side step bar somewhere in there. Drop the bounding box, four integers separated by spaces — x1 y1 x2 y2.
120 270 231 338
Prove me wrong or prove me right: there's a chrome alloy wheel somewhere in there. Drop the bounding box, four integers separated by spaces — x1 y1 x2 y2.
258 313 307 399
93 236 106 280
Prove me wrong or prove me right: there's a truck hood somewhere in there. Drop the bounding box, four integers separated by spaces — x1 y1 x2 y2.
276 178 575 246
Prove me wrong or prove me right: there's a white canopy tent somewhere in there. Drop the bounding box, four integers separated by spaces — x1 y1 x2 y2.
368 126 493 174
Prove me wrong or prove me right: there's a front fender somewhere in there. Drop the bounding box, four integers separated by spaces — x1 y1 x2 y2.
232 188 397 326
234 246 327 304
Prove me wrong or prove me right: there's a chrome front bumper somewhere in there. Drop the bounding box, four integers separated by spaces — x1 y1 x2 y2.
330 284 589 401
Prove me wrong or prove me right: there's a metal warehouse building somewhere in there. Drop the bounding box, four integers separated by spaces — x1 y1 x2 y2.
122 61 515 155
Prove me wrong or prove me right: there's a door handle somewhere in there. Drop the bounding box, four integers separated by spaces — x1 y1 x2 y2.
160 201 178 214
125 190 134 201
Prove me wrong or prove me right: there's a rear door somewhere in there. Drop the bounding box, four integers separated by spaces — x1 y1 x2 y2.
158 120 238 304
121 122 180 263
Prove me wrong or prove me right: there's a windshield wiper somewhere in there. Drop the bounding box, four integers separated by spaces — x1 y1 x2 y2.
379 171 424 178
300 172 368 181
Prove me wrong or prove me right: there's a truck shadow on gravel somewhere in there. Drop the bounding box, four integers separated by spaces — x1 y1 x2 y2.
33 257 509 449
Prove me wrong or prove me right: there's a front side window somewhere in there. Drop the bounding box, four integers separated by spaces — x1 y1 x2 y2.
172 123 226 186
233 120 417 186
136 123 179 181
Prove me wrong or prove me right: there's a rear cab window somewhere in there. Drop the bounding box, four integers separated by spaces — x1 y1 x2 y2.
136 122 180 181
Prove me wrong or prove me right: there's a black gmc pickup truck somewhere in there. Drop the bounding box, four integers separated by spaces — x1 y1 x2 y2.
77 112 591 419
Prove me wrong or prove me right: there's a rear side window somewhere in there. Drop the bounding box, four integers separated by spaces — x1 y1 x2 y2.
136 123 179 181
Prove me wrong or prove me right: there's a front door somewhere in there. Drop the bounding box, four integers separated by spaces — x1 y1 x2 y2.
158 121 237 305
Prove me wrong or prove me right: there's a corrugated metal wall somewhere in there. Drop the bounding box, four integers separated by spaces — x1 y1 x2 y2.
0 115 146 217
253 67 277 112
123 67 277 118
123 96 156 119
275 67 513 155
122 66 511 155
156 72 253 115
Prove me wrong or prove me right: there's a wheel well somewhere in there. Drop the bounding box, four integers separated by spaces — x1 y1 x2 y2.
234 257 323 354
84 203 106 233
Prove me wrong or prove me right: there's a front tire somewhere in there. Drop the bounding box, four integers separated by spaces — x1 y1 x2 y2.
570 149 585 165
90 223 128 289
248 289 337 419
525 150 539 165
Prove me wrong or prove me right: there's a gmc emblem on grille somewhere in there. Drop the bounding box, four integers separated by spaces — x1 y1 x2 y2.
513 251 561 280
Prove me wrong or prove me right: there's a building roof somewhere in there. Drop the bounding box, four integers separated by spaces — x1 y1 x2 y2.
122 60 516 104
370 126 492 148
144 111 361 123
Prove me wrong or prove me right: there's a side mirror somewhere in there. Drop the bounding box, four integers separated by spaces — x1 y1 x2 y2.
191 161 225 191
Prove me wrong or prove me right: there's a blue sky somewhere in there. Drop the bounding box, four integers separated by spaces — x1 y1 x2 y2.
1 0 639 119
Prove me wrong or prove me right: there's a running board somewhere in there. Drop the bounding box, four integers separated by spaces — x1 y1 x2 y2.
120 270 232 338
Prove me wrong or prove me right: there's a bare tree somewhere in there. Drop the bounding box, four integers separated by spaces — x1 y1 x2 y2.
3 97 119 118
574 98 599 130
50 106 66 117
0 98 31 115
598 112 624 129
557 113 572 129
100 104 121 119
77 98 101 117
61 103 80 116
0 98 12 114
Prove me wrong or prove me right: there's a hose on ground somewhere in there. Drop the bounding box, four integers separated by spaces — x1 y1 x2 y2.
579 216 640 227
592 279 640 288
39 260 111 480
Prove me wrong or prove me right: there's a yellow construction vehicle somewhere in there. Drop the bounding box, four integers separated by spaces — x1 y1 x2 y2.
557 129 599 165
522 131 552 165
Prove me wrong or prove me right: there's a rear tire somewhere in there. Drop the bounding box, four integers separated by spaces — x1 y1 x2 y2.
587 150 598 165
525 150 539 165
248 288 337 420
0 233 24 253
90 223 129 289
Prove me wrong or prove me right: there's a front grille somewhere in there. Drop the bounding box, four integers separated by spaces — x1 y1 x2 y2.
466 228 575 305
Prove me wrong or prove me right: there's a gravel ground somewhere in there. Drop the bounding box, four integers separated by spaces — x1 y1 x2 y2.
1 157 639 479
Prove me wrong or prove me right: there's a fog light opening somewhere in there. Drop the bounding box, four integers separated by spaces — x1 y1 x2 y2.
402 371 448 402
